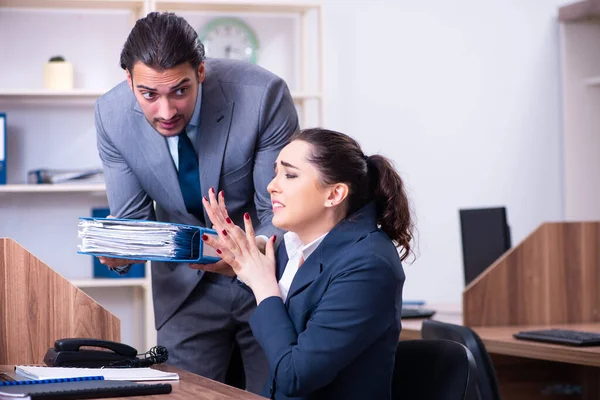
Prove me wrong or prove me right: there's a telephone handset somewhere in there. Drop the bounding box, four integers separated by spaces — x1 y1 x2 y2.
54 338 138 357
44 338 138 368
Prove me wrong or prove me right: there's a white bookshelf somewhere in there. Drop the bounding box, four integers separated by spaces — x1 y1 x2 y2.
1 0 319 13
584 76 600 87
0 0 145 9
0 89 320 101
0 184 106 193
71 278 148 288
152 0 320 13
292 92 322 100
0 89 105 98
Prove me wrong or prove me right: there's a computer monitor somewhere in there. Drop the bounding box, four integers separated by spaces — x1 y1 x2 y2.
459 207 511 286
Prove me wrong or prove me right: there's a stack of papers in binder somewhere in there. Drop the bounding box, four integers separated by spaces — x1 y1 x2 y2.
77 217 220 263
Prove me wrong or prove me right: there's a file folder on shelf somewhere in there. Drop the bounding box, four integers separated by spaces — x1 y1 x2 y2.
0 113 6 185
77 217 220 263
27 167 104 184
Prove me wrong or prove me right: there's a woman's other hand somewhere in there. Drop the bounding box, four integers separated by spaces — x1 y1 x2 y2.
202 189 280 304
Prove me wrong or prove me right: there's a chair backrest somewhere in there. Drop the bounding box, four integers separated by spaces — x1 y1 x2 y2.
392 339 478 400
422 320 502 400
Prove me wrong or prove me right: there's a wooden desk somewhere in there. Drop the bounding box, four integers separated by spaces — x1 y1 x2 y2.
400 303 463 341
400 309 600 399
0 365 267 400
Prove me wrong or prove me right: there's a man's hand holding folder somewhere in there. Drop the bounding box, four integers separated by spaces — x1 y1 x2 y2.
189 237 267 277
189 259 235 276
98 254 134 270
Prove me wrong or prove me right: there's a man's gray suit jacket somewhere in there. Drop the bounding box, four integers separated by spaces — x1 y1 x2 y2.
95 58 299 329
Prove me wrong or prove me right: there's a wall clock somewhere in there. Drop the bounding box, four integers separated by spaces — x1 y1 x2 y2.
199 17 259 64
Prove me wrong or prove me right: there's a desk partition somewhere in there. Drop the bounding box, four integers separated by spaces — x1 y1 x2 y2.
0 238 120 365
460 222 600 399
464 222 600 327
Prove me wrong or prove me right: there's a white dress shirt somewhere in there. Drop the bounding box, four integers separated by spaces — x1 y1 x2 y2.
278 232 328 301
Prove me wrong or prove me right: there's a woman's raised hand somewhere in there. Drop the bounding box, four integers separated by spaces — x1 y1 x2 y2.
188 188 235 275
200 188 280 303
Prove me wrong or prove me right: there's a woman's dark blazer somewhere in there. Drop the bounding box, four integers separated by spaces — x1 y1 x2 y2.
249 202 405 400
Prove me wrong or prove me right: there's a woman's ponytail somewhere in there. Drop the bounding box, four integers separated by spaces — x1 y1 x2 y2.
367 155 414 261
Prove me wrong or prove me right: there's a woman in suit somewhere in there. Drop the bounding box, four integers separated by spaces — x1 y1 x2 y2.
198 128 414 400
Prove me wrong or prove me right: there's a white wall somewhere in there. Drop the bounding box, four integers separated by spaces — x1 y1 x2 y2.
319 0 571 304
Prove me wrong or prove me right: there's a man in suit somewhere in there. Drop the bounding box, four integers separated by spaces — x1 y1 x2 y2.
94 11 299 393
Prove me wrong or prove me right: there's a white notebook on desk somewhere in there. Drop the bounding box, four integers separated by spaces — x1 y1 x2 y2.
14 366 179 381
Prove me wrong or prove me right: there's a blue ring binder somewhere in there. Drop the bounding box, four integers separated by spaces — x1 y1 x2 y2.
78 217 220 263
0 376 104 386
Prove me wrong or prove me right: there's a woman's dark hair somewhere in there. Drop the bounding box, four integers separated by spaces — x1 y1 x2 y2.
120 12 205 73
291 128 414 261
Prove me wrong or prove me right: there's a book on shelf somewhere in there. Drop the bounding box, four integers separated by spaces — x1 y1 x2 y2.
0 113 5 185
77 217 220 263
27 168 104 184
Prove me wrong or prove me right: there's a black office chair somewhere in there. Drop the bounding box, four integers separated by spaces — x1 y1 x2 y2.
422 320 502 400
392 339 478 400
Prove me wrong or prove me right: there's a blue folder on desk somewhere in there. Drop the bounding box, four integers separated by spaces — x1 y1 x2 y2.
77 217 220 263
0 378 171 399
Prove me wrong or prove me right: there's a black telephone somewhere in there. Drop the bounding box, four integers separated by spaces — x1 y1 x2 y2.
44 338 138 368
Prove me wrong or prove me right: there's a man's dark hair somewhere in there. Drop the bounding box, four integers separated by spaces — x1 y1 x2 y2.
120 12 205 73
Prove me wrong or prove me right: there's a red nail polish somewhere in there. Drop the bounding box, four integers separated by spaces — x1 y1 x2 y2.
222 230 228 236
202 234 208 241
219 190 224 197
272 235 277 242
210 187 215 193
216 249 222 254
226 217 232 224
244 212 250 220
203 196 208 201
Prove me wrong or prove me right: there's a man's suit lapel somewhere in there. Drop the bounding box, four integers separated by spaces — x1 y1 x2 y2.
197 64 234 224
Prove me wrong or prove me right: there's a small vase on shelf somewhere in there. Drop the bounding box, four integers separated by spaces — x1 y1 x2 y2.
44 55 74 90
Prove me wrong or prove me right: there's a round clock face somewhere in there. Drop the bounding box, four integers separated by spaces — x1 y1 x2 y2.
199 18 259 64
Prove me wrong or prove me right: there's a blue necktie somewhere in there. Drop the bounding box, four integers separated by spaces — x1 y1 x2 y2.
178 131 204 221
